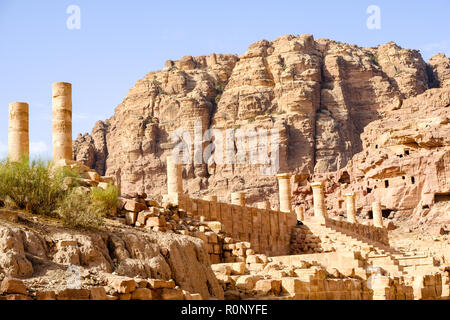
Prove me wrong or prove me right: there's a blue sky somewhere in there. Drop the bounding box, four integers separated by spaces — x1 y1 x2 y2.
1 0 449 159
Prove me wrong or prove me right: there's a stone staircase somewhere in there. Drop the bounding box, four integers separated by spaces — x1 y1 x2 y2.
301 219 437 277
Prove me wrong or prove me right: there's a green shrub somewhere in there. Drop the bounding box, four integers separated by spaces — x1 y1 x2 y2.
214 81 226 105
57 189 105 229
0 156 77 216
91 184 119 214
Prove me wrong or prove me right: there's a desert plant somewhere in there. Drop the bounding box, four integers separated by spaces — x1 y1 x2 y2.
0 156 78 216
91 184 119 214
214 80 226 105
57 189 105 229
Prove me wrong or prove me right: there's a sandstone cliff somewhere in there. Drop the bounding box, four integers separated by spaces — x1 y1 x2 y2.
74 35 449 217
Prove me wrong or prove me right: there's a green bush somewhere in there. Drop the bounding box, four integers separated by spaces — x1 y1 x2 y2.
91 184 119 214
0 156 115 229
0 156 77 216
57 189 105 229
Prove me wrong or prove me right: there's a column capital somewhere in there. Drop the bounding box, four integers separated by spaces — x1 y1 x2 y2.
9 101 29 107
276 173 291 180
311 181 324 188
52 81 72 88
343 192 355 197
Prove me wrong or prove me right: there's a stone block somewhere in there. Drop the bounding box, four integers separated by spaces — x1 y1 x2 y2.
230 263 246 275
148 279 175 289
211 264 232 276
161 288 184 300
56 288 90 300
146 216 166 228
255 279 281 295
0 278 27 295
131 288 154 300
124 199 147 212
183 290 203 300
109 277 136 294
281 278 309 295
90 287 107 300
36 291 56 300
235 275 263 291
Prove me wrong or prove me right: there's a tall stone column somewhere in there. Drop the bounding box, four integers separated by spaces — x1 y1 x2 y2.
311 182 328 222
167 155 183 197
344 193 357 224
372 202 383 228
295 206 305 222
231 192 245 206
52 82 73 161
277 173 292 213
8 102 29 162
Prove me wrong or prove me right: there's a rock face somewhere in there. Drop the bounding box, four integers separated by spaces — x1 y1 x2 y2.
74 34 447 210
292 87 450 229
428 53 450 89
74 121 108 176
0 223 223 299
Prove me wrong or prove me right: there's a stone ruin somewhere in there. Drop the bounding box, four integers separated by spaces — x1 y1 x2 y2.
1 82 449 301
7 82 73 163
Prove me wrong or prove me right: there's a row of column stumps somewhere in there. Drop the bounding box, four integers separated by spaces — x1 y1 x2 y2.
165 157 385 229
313 182 385 229
165 159 294 214
7 82 73 162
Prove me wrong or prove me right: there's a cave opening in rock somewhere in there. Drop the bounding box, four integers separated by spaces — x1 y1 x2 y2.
385 180 389 188
411 176 415 184
382 209 393 218
435 193 450 203
338 171 351 184
367 187 372 194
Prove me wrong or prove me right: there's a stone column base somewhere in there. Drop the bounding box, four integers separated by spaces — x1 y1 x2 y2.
314 216 326 225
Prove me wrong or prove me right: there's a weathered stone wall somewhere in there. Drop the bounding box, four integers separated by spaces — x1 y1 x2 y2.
289 226 324 254
324 217 390 247
177 194 297 257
